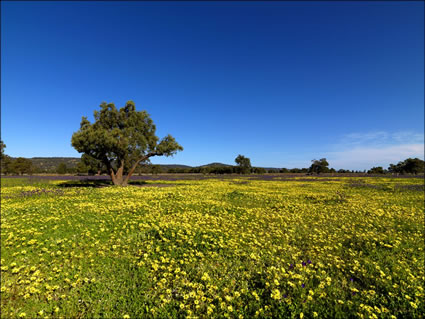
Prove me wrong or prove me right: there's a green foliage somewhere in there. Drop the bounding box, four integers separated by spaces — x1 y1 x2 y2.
135 164 164 175
308 158 330 174
388 158 424 175
71 101 183 185
1 156 12 175
0 140 12 174
266 168 279 174
337 169 350 173
23 158 80 174
76 161 88 174
252 167 266 174
288 168 309 173
235 154 252 174
57 163 68 175
8 157 33 175
0 140 5 160
199 165 235 175
151 165 162 175
81 154 105 175
367 166 385 174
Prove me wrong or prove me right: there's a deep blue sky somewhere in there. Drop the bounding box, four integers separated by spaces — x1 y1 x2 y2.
2 1 424 169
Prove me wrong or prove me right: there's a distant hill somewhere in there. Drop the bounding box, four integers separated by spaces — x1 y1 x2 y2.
27 157 80 172
198 162 233 168
153 164 192 169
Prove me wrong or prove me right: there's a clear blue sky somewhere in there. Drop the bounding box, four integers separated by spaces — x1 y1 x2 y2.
1 1 424 170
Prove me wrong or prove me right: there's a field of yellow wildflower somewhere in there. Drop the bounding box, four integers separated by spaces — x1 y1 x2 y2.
1 177 424 318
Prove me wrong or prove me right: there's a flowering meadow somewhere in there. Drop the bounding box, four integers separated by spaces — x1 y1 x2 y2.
1 177 424 318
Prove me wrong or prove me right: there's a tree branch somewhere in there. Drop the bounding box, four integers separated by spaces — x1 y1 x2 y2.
123 152 162 185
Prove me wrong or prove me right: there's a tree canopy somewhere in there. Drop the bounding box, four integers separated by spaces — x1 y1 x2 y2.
308 158 329 174
71 101 183 185
235 154 252 174
0 140 12 174
57 163 68 175
0 140 15 175
77 154 106 175
388 158 424 175
0 140 5 160
367 166 385 174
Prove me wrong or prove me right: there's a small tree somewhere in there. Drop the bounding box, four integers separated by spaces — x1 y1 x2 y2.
367 166 385 174
0 140 12 175
71 101 183 186
235 155 252 174
308 158 329 174
0 140 5 160
253 167 266 174
57 163 68 174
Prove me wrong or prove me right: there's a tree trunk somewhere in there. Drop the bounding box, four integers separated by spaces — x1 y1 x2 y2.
109 168 117 185
110 160 126 186
122 152 160 186
105 153 161 186
104 157 119 186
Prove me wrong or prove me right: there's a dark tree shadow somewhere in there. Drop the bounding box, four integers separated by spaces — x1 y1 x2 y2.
57 179 113 188
128 180 148 186
57 179 149 188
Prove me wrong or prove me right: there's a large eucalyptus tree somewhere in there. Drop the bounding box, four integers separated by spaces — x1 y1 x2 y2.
71 101 183 186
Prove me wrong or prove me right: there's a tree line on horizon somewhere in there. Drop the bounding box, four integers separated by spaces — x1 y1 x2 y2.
1 101 424 182
1 141 423 177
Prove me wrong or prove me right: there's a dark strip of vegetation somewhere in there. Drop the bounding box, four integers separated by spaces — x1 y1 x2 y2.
1 140 424 177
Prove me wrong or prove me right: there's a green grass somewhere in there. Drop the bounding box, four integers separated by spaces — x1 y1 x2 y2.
1 177 424 318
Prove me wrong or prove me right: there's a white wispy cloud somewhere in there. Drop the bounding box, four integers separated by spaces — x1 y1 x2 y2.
391 131 424 144
342 131 389 145
327 131 424 170
340 131 423 146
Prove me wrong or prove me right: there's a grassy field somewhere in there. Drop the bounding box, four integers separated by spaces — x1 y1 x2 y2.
1 177 424 318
